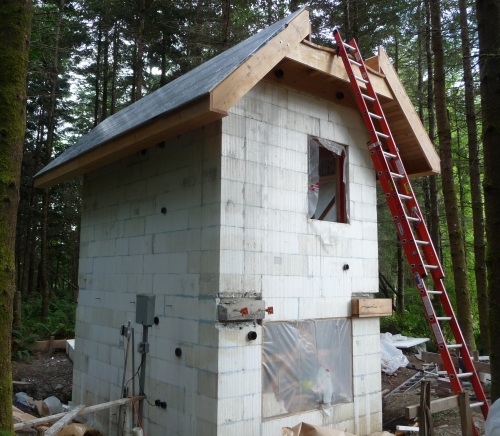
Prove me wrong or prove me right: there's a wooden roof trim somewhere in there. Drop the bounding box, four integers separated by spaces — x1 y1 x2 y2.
34 96 223 188
210 9 311 113
285 41 393 101
377 47 440 175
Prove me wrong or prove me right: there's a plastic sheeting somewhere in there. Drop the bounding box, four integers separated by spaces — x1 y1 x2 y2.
379 333 409 375
263 319 352 419
308 137 347 222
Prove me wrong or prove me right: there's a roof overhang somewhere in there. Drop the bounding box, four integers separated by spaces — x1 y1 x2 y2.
34 8 438 189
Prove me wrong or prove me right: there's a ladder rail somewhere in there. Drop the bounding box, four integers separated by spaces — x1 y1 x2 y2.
333 28 489 425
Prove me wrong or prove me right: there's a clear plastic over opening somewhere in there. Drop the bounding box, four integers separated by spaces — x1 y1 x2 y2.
262 319 352 419
308 136 347 223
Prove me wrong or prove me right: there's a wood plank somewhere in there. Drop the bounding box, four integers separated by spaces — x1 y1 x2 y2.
34 97 222 188
284 41 393 101
30 339 67 351
457 392 473 436
14 396 144 431
44 405 85 436
406 395 461 419
377 47 440 176
420 351 490 374
351 298 393 317
210 9 311 113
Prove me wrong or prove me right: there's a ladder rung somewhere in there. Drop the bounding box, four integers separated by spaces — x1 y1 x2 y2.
436 316 452 321
427 290 443 295
470 402 485 409
407 216 420 222
368 111 382 120
399 194 413 201
457 372 474 378
375 131 390 138
415 239 430 245
349 59 362 67
354 75 369 84
361 93 375 102
424 264 439 269
383 151 397 159
342 41 356 51
447 344 463 349
390 172 404 179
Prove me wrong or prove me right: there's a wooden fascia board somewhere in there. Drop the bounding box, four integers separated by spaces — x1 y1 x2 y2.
34 96 222 188
377 47 440 175
210 9 311 113
285 41 393 101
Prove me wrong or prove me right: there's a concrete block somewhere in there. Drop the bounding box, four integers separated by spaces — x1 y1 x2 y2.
288 92 329 120
217 297 265 321
145 209 189 234
143 252 188 274
197 418 217 436
262 296 298 321
195 394 218 424
218 369 261 398
221 156 246 182
222 115 247 140
123 217 145 237
217 396 244 423
198 370 218 399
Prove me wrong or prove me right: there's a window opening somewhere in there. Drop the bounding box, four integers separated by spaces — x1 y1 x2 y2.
308 136 347 223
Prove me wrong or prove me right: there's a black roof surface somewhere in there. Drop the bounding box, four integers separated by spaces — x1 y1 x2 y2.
36 8 305 178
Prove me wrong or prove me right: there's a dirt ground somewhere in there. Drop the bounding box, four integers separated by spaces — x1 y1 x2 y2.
381 354 487 435
12 351 73 405
12 350 488 435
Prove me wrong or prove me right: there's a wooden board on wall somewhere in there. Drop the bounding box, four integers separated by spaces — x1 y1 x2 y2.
352 298 393 317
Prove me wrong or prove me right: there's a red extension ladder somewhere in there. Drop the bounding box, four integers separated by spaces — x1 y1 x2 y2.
332 28 489 430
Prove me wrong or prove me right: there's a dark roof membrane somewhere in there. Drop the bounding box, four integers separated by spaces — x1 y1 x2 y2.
35 8 305 178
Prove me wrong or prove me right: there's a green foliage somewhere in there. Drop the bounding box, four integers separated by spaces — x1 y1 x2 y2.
20 293 76 341
11 327 38 360
380 290 436 351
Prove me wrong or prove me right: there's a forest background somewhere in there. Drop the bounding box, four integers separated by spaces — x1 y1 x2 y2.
1 0 500 429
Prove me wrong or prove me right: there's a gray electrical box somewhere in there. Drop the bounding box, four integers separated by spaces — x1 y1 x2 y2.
136 294 156 326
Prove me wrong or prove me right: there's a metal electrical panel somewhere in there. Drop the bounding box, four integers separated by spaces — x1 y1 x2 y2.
136 294 156 326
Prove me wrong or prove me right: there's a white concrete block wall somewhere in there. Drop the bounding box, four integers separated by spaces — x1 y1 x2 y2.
219 81 380 435
74 78 380 435
74 123 223 435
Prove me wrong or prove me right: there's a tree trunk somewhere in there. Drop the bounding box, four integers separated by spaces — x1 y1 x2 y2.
40 0 64 318
459 0 489 354
133 0 146 102
94 23 102 126
477 0 500 402
425 0 440 257
397 235 404 313
101 30 109 121
111 21 120 114
0 0 33 431
430 0 476 349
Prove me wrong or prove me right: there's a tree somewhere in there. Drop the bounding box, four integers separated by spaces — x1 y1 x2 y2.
430 0 476 349
477 0 500 402
458 0 489 354
0 0 33 432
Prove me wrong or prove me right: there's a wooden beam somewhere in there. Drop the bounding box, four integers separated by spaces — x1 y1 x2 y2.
29 339 67 351
420 351 490 374
377 47 440 176
285 41 393 101
351 298 393 317
210 9 311 113
406 395 461 419
44 405 85 436
34 97 223 189
14 396 144 431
